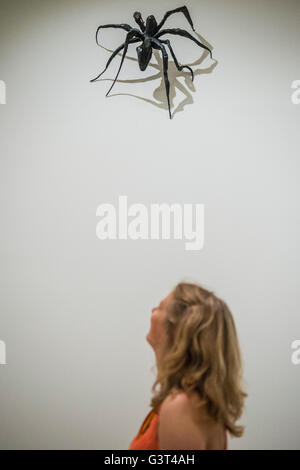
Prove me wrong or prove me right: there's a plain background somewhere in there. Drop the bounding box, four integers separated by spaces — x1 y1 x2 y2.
0 0 299 449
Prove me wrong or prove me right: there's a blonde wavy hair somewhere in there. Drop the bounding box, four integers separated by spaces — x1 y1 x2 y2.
149 281 248 438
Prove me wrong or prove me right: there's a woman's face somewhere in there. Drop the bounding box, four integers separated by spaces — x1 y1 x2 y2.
146 290 174 355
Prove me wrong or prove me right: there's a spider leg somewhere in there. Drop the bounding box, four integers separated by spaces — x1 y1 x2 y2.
90 38 141 82
106 29 143 96
95 23 133 46
133 11 146 32
151 38 172 119
155 28 213 59
160 39 194 81
156 6 195 33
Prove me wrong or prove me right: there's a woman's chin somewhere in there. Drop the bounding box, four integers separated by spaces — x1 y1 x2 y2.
146 333 153 347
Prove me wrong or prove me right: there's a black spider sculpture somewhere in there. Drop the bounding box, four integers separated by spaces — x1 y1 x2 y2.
90 6 213 119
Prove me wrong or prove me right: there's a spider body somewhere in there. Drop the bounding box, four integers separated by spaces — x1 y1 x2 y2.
90 6 213 119
137 37 153 71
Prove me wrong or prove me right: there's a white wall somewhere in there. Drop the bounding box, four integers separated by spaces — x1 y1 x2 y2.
0 0 299 449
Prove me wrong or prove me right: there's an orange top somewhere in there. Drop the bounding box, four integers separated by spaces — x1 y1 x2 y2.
128 405 228 450
128 407 161 450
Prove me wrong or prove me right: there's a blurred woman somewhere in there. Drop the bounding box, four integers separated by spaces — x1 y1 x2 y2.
128 281 248 450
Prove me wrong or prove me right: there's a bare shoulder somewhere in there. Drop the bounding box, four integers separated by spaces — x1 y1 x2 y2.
158 389 207 449
159 388 226 450
162 388 206 414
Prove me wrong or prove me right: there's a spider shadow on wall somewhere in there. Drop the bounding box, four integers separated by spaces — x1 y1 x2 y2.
93 32 217 119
